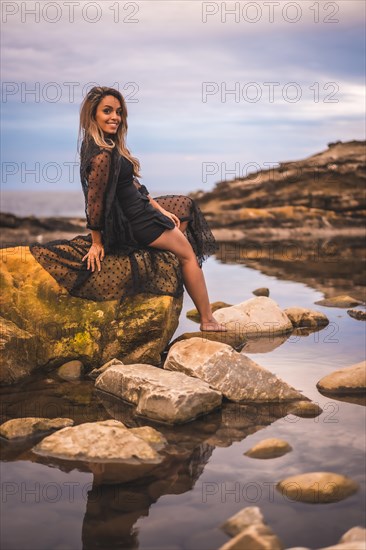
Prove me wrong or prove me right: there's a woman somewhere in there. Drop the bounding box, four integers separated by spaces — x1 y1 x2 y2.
30 86 226 332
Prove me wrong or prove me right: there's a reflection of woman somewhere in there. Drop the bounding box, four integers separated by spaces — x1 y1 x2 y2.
30 86 226 331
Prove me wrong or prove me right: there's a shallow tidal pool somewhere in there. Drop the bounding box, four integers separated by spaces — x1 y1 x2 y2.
1 243 365 550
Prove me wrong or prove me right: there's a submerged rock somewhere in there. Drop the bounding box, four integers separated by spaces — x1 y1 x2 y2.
57 360 84 381
315 295 362 308
286 400 323 418
0 417 74 439
244 438 292 459
212 297 293 336
317 361 366 394
0 246 182 385
276 472 359 503
164 338 306 403
95 362 222 424
284 307 329 328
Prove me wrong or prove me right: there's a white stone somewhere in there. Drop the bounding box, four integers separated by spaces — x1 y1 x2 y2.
165 338 305 402
212 296 293 335
95 362 222 423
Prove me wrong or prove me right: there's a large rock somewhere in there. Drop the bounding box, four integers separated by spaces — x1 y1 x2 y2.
0 417 74 439
0 246 182 385
220 506 264 537
219 522 283 550
212 297 293 335
95 362 222 424
164 338 306 402
276 472 359 503
317 361 366 394
33 419 166 465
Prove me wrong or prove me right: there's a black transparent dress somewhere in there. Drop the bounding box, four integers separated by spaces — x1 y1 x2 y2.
29 138 218 302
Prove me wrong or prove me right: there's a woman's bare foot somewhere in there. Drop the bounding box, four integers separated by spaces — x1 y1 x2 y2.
200 319 228 332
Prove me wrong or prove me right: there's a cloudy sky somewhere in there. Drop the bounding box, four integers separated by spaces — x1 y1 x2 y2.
1 0 365 195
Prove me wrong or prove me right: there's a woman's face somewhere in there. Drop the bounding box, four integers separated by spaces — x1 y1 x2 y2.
95 95 122 135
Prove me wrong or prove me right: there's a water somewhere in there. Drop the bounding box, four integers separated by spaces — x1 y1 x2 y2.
1 192 365 550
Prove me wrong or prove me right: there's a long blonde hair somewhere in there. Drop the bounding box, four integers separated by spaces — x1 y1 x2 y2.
78 86 141 177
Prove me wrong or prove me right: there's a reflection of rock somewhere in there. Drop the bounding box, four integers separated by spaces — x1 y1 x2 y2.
0 417 74 439
317 361 366 394
212 297 293 336
165 338 306 403
244 438 292 459
347 308 366 321
95 362 222 423
315 295 362 308
0 246 182 385
240 333 290 353
212 237 366 304
219 506 283 550
220 506 264 536
276 472 359 503
284 307 329 328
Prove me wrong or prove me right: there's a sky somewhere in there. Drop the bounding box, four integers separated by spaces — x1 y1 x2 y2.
1 0 365 196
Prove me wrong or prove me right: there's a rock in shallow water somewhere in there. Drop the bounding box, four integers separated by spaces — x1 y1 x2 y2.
276 472 359 503
347 308 366 321
317 361 366 394
212 296 293 336
220 506 264 537
0 417 74 439
284 307 329 328
57 360 84 381
0 246 182 385
32 419 167 464
165 338 306 403
315 295 362 308
244 438 292 459
95 362 222 424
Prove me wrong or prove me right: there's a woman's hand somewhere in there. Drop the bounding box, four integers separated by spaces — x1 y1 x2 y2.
161 209 180 228
82 243 105 272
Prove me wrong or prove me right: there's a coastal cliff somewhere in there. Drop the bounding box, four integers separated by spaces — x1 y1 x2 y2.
190 140 365 239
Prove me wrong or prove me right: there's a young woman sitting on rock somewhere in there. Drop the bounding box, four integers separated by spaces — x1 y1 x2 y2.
30 86 227 332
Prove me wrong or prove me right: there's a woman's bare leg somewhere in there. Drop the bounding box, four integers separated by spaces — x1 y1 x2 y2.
148 227 227 331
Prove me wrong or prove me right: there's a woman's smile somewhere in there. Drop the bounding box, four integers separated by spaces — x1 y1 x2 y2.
95 95 122 135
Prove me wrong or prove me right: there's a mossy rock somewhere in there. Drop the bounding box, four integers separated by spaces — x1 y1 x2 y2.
0 246 183 385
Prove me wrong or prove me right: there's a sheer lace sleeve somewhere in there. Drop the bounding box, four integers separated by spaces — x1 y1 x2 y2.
133 176 150 197
86 149 112 230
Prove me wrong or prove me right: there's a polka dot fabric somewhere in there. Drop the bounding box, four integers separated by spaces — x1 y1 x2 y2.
29 138 218 302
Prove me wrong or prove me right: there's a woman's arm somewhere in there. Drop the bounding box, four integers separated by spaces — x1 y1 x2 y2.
82 149 111 271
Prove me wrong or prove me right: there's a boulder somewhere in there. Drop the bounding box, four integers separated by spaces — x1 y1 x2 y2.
0 417 74 439
284 307 329 328
212 297 293 335
95 362 222 424
286 400 323 418
219 523 283 550
276 472 359 503
244 438 292 459
32 419 166 465
164 338 306 403
315 295 362 308
317 361 366 394
0 246 183 385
